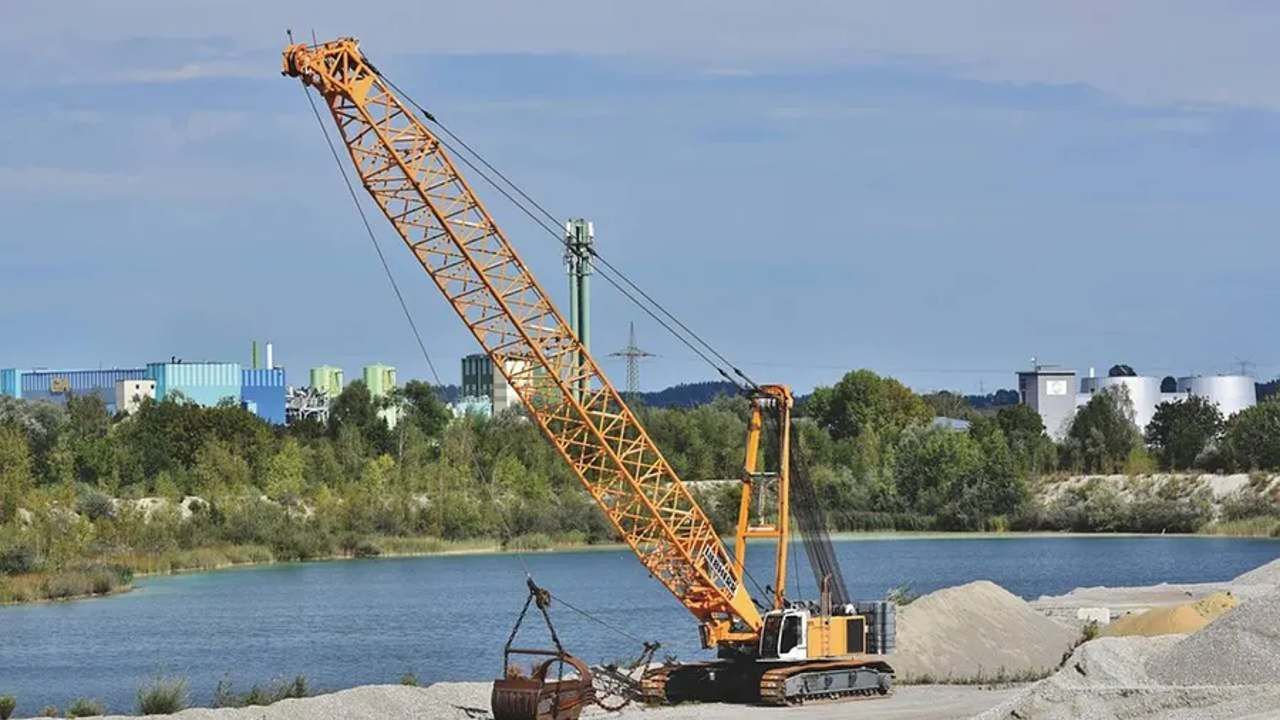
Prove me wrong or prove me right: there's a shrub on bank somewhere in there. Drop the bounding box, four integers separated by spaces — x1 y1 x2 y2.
67 697 105 717
214 675 310 707
0 695 15 720
137 676 187 715
828 510 935 532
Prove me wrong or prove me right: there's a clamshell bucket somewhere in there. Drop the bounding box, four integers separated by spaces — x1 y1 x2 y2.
492 650 595 720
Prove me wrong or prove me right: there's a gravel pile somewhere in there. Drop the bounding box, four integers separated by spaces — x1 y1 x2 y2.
972 636 1280 720
60 683 495 720
978 587 1280 719
1233 557 1280 587
891 581 1078 682
1147 586 1280 686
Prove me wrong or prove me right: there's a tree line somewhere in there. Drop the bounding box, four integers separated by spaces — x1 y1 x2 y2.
3 369 1280 598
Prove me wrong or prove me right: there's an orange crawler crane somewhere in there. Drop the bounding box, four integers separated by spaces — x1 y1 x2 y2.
282 37 895 708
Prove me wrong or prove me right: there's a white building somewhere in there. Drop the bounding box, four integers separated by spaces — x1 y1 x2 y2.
115 379 156 415
1018 364 1257 439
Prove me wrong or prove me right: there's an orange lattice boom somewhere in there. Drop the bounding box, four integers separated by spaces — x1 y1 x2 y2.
283 38 761 644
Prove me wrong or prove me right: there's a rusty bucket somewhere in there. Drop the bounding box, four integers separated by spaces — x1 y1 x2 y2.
492 650 595 720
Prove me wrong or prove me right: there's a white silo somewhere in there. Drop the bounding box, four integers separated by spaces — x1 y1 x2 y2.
1178 375 1257 418
1079 375 1162 431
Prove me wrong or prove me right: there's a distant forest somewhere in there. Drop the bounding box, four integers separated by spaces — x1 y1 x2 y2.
632 380 1020 412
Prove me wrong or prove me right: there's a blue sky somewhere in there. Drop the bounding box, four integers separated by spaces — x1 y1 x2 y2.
3 1 1279 394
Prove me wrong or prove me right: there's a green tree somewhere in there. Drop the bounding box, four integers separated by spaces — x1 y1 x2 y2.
1145 396 1224 470
1222 400 1280 471
921 391 972 420
996 404 1057 476
1064 388 1141 473
0 424 34 521
65 395 116 486
192 439 252 495
809 370 931 442
265 438 307 501
894 426 982 515
329 381 393 456
400 380 450 439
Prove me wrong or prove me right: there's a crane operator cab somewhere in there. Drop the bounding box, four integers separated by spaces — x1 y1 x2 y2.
758 604 889 661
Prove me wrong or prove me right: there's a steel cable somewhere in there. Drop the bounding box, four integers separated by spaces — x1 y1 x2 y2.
299 83 443 387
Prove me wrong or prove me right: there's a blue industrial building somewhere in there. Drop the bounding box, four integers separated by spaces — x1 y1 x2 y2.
4 354 287 425
241 367 286 425
147 362 241 407
0 367 147 413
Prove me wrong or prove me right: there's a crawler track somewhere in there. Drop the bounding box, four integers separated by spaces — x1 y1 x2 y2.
644 660 894 707
759 660 894 705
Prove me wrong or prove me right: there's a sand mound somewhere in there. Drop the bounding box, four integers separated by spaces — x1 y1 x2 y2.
1147 586 1280 686
1233 557 1280 587
1102 592 1238 637
891 580 1077 681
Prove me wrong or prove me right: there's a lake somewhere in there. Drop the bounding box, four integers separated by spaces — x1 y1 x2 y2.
2 535 1277 714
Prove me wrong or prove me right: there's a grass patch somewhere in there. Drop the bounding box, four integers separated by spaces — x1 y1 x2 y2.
0 565 132 604
371 536 494 555
112 545 275 576
214 675 311 707
67 697 105 717
1200 516 1280 537
137 676 188 715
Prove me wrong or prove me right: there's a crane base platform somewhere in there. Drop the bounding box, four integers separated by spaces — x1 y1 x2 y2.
642 659 893 706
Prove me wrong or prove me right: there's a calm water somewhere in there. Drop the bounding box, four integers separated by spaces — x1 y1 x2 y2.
2 535 1277 713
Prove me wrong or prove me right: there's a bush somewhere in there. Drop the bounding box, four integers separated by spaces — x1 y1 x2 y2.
39 707 57 718
399 671 419 686
67 697 105 717
76 491 115 522
886 584 919 606
0 541 40 575
137 676 188 715
1220 488 1280 521
0 695 14 720
41 565 131 600
214 676 310 707
504 533 554 551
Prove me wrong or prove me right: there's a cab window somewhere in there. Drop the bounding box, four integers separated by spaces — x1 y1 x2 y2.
760 616 782 658
780 615 802 654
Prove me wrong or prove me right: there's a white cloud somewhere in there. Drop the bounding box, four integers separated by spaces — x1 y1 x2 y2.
116 60 268 84
7 0 1280 108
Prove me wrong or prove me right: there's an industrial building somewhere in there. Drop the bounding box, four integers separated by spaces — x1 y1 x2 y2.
115 379 155 415
1018 364 1258 440
310 366 344 398
148 361 242 407
3 343 288 425
0 367 148 414
241 368 287 424
456 353 524 416
363 363 400 428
